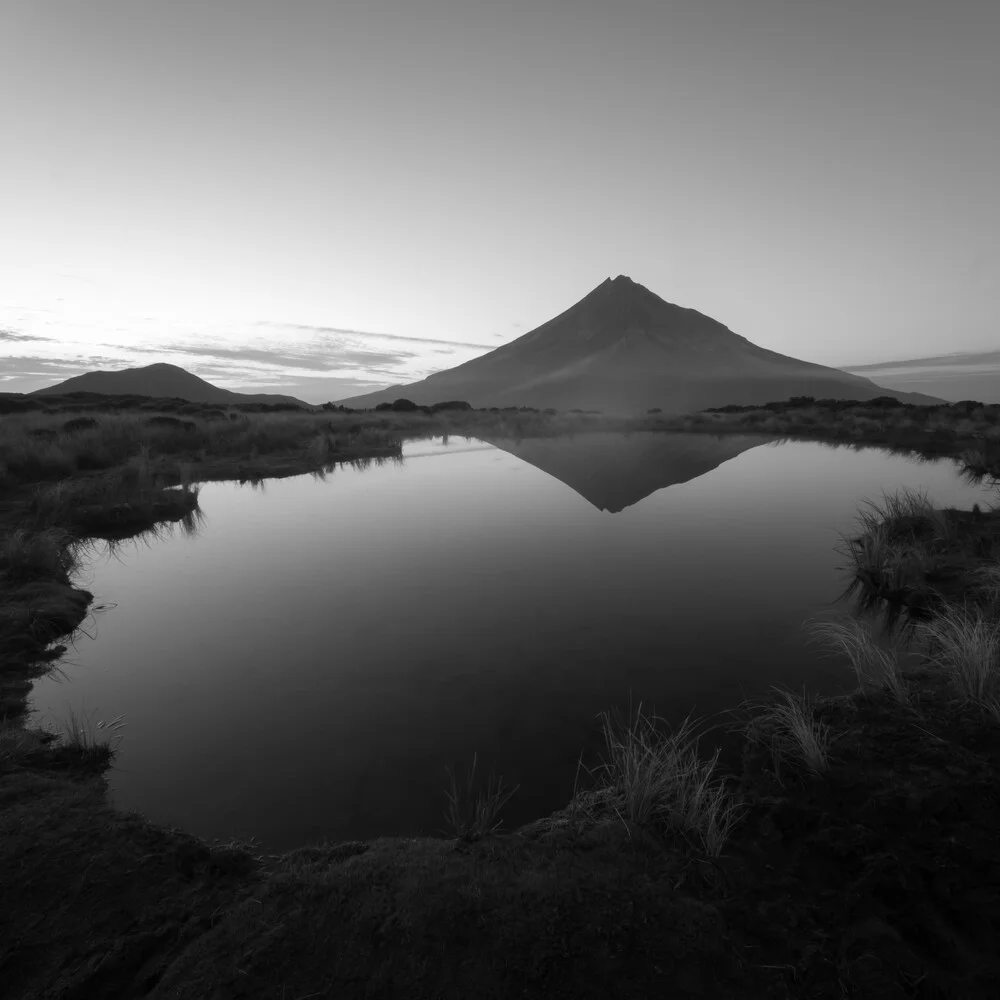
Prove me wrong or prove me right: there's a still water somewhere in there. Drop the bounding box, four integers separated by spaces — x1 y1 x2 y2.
28 433 997 851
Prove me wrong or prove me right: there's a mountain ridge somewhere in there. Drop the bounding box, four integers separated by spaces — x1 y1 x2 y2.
337 276 942 413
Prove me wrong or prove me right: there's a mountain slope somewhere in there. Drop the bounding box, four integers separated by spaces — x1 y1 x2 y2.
31 363 309 407
338 276 941 413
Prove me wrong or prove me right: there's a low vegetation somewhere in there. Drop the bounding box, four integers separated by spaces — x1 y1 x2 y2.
658 395 1000 474
916 603 1000 720
735 686 838 781
836 484 1000 627
590 703 744 857
442 751 520 841
805 615 911 704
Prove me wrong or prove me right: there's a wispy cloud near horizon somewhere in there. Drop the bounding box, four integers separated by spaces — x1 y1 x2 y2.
0 308 496 401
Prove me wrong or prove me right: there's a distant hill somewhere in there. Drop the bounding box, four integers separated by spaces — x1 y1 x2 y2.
337 276 941 414
844 350 1000 405
31 363 310 408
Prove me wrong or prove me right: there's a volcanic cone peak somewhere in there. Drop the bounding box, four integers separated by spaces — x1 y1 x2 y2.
335 276 943 414
516 274 742 356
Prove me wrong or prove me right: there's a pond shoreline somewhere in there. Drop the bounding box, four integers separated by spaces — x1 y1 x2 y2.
3 398 1000 998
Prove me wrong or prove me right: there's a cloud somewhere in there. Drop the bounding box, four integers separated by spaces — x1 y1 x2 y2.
211 373 392 401
0 355 126 376
0 312 493 402
152 342 417 371
260 321 491 350
845 350 1000 376
0 328 58 343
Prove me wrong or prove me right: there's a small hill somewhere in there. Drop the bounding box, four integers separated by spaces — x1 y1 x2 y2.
337 276 941 414
31 363 309 408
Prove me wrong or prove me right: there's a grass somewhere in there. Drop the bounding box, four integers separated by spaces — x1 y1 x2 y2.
590 703 744 857
0 393 629 496
0 527 78 583
48 708 128 768
805 616 911 704
736 686 838 781
657 396 1000 472
442 751 520 841
915 603 1000 719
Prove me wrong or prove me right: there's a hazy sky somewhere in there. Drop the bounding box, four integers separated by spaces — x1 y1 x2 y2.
1 0 997 402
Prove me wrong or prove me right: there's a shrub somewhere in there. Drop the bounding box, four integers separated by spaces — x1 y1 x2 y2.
428 400 472 412
62 417 99 433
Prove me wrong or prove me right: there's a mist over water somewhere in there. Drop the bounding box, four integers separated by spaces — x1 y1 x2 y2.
28 434 999 851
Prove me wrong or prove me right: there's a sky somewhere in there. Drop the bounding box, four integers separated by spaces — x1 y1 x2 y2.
1 0 997 403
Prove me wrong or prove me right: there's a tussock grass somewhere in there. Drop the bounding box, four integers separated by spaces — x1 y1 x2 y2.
591 703 744 857
805 616 911 704
970 564 1000 611
737 687 837 781
56 708 127 763
836 489 950 599
915 603 1000 717
0 528 77 582
858 487 936 528
0 721 52 765
442 752 519 841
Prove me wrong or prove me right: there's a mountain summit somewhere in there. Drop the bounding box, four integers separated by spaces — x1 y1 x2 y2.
338 277 939 413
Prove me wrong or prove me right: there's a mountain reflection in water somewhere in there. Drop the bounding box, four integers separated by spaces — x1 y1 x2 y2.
483 431 774 512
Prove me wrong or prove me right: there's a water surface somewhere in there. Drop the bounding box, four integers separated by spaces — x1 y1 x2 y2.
29 433 996 851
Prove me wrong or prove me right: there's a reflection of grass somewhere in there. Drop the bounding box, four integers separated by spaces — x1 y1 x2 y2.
736 686 837 780
916 604 1000 719
443 752 519 841
805 616 910 704
591 704 744 857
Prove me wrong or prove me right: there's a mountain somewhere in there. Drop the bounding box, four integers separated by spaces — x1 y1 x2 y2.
337 276 942 414
31 363 310 407
843 350 1000 405
485 431 772 512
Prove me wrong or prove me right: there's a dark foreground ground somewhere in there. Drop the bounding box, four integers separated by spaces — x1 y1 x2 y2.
4 670 999 1000
3 394 1000 998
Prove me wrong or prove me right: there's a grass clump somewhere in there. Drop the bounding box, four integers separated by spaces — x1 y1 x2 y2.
55 708 127 767
737 686 837 781
805 616 910 704
591 703 743 857
442 751 519 841
915 603 1000 719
